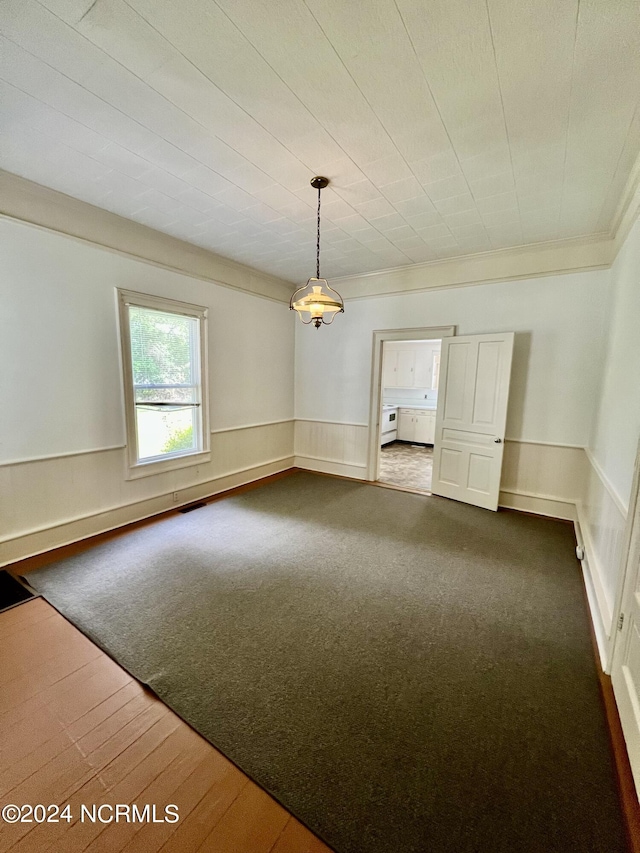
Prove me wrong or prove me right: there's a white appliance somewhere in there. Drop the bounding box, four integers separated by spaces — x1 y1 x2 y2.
381 405 398 445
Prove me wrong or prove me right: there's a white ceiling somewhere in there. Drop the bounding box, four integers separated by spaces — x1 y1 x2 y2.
1 0 640 284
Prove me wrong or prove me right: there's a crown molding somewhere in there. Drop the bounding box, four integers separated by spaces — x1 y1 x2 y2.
611 153 640 260
5 164 640 304
332 234 614 300
0 170 292 304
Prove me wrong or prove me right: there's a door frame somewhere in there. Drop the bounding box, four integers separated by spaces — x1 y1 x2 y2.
366 326 456 482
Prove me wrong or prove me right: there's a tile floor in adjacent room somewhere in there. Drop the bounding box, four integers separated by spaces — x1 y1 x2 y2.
377 442 433 493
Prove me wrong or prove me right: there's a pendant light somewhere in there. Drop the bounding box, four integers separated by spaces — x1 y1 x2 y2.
290 176 344 329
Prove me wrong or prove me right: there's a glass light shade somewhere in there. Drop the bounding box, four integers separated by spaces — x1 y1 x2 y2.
290 278 344 329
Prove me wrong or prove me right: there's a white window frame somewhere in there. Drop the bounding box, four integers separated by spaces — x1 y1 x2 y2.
117 289 210 480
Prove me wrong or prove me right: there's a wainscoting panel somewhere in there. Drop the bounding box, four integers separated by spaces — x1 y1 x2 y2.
294 425 586 517
294 420 369 479
5 420 622 671
499 440 588 520
577 451 629 662
0 420 294 566
211 421 294 476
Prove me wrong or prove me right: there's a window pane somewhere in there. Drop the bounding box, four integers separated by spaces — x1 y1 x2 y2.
128 303 202 462
136 406 197 460
129 306 197 389
134 386 197 404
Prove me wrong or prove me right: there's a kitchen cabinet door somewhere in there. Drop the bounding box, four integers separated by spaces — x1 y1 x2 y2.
413 344 431 387
426 412 436 444
398 411 415 441
382 348 398 387
421 411 435 444
396 350 415 386
414 412 432 444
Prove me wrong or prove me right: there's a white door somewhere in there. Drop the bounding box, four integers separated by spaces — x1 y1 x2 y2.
431 332 514 511
611 447 640 795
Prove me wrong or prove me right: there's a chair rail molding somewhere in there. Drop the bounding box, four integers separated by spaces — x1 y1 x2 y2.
0 420 295 566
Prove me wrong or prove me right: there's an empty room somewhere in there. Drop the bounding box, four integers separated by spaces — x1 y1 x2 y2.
2 1 640 851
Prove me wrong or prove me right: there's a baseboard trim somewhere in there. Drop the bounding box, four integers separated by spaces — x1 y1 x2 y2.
0 456 295 568
498 489 577 521
585 594 640 851
294 455 367 480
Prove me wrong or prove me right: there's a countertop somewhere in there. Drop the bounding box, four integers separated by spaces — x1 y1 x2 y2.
385 404 437 411
402 405 437 410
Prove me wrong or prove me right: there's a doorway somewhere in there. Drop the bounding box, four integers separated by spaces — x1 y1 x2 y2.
367 326 456 491
377 339 441 493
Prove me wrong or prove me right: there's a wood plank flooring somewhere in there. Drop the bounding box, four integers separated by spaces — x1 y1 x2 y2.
0 597 332 853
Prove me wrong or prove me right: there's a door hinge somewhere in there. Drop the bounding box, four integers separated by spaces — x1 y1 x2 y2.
618 613 625 631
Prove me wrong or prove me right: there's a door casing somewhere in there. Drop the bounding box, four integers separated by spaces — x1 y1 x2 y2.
367 326 455 482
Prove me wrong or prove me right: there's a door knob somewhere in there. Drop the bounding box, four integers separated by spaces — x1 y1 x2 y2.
494 438 502 443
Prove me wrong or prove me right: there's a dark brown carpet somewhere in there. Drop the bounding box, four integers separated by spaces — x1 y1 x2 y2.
28 471 627 853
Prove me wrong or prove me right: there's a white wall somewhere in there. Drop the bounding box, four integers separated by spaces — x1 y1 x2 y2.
589 216 640 507
0 218 295 562
293 268 611 529
579 214 640 663
295 270 612 444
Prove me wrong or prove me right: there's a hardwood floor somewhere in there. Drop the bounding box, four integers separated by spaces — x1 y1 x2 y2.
0 597 332 853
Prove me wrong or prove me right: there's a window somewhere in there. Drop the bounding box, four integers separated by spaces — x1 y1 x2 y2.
118 290 209 478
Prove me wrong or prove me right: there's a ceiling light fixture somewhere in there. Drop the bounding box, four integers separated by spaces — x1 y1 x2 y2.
290 176 344 329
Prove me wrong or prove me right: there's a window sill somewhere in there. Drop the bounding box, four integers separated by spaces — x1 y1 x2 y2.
126 450 211 480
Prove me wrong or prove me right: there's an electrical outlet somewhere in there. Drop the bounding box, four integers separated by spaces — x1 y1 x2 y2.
172 492 179 502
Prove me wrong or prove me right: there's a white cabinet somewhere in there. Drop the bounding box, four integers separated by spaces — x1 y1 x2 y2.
384 347 419 388
396 349 415 386
398 409 436 444
382 349 398 387
415 411 435 444
384 348 418 387
382 341 441 389
414 355 431 388
398 410 414 441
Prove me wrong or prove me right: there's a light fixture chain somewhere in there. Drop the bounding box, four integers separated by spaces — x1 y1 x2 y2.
316 185 321 280
289 175 343 329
